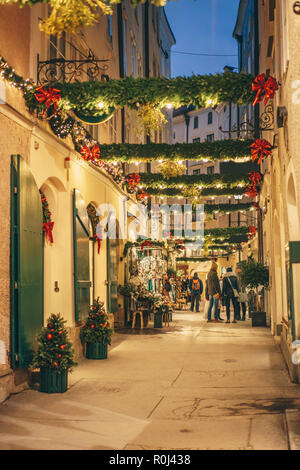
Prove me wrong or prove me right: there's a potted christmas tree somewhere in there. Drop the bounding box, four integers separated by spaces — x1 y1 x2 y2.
80 298 113 359
32 314 76 393
240 256 269 327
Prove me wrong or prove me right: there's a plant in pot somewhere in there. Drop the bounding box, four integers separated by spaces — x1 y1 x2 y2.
31 313 77 393
240 256 269 327
80 298 113 359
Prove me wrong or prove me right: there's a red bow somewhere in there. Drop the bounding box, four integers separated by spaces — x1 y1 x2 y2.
43 221 54 244
252 73 266 106
248 171 262 186
34 86 61 114
141 240 152 251
80 144 101 163
250 138 272 165
126 173 141 188
245 185 258 198
249 226 257 237
137 190 150 201
264 76 279 106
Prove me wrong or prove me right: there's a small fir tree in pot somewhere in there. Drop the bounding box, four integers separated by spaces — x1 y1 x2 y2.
80 298 113 359
240 256 269 323
32 313 77 393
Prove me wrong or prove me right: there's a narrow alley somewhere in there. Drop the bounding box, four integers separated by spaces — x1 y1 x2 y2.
1 311 300 451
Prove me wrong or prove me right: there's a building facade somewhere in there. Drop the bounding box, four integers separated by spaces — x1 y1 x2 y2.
0 2 175 402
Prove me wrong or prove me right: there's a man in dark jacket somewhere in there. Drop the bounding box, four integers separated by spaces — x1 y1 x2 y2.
189 273 203 313
221 267 240 323
206 262 221 322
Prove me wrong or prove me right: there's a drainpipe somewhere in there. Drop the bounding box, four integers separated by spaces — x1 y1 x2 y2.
117 4 125 144
144 1 151 173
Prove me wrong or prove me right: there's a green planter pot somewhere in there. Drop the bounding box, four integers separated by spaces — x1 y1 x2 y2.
154 312 163 328
39 367 68 393
86 342 108 359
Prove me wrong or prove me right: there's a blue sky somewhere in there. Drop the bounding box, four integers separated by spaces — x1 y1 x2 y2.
164 0 241 77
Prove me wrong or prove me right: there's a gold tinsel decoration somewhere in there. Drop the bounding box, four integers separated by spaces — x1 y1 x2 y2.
158 161 187 179
135 104 167 137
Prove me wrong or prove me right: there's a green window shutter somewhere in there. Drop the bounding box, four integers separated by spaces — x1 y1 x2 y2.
11 155 43 369
73 189 91 322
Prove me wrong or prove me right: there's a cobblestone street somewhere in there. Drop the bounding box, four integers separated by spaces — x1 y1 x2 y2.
1 311 300 450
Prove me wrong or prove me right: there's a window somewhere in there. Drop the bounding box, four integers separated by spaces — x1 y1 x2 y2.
193 169 201 175
207 166 214 175
269 0 276 21
123 19 127 76
208 112 213 125
194 117 199 129
107 15 113 45
131 41 136 76
193 138 200 143
173 132 176 140
206 134 214 142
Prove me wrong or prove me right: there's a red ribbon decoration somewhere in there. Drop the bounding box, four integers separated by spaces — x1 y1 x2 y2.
95 234 101 254
248 171 262 186
253 202 260 211
245 185 258 198
126 173 141 189
137 190 150 201
249 226 257 237
252 73 266 106
43 221 54 244
264 76 279 106
141 240 152 251
34 86 61 114
252 73 279 106
80 144 101 163
250 138 272 165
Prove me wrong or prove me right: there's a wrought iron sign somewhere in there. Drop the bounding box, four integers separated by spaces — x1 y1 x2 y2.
293 2 300 14
37 51 110 86
219 103 274 138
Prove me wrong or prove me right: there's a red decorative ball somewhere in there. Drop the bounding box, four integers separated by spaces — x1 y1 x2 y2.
47 334 53 340
58 331 63 335
60 344 66 350
53 362 58 368
58 354 62 358
91 324 95 329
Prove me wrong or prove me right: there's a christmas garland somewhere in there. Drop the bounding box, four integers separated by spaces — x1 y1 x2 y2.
123 240 165 257
135 173 250 190
176 255 233 263
24 72 254 115
40 190 54 244
143 186 246 198
203 203 254 214
100 140 252 163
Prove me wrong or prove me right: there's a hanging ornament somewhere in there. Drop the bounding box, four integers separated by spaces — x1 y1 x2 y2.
40 190 54 244
137 190 150 202
250 138 272 165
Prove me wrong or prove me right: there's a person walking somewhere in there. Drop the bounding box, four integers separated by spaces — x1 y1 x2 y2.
222 267 240 323
236 265 248 321
189 273 203 313
206 262 221 323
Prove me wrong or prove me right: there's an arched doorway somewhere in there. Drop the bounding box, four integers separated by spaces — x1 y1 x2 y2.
10 155 43 368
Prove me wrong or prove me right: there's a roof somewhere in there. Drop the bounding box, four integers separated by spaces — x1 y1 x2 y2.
233 0 249 39
162 7 176 45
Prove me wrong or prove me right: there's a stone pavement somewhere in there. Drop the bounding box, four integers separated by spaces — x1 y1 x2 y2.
1 311 300 450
